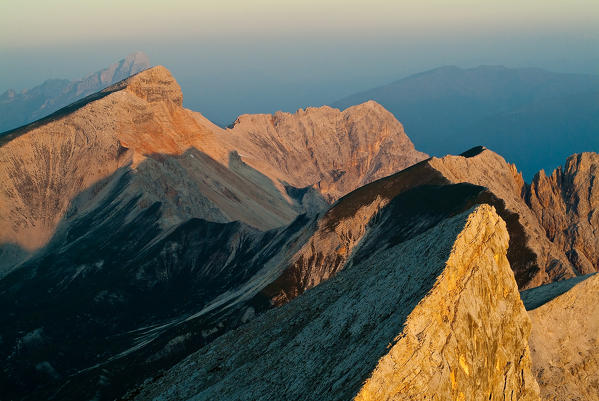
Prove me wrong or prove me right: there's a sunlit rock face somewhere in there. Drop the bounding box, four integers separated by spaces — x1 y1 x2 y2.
523 273 599 401
526 152 599 277
132 205 540 401
426 148 572 288
349 146 596 290
223 100 428 203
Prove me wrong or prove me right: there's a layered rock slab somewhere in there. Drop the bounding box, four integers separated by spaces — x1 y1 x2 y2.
525 273 599 401
133 205 540 401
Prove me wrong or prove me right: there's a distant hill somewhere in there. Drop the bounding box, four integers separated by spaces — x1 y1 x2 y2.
333 65 599 179
0 51 150 133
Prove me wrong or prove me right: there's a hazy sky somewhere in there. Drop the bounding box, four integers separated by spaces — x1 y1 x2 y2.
2 0 599 124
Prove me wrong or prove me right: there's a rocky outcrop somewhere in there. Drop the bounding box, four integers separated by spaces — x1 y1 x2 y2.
133 205 540 401
254 145 593 306
526 152 599 276
271 145 572 290
422 148 599 287
0 51 150 133
261 194 389 306
425 147 574 288
524 273 599 401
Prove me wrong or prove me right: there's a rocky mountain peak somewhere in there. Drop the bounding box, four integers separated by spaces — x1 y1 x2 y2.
123 65 183 106
82 51 150 89
124 50 150 67
224 100 427 203
526 151 599 275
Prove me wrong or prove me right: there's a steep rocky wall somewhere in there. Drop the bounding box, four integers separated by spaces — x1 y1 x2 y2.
261 195 389 306
132 205 539 401
222 100 428 202
526 152 599 276
428 147 574 287
354 204 539 401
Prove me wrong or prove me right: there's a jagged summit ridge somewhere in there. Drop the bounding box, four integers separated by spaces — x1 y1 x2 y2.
223 98 427 202
133 205 539 401
526 152 599 276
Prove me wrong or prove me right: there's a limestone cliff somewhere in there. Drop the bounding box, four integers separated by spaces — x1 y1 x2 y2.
526 152 599 276
132 205 540 401
262 146 573 291
524 273 599 401
223 101 427 202
426 147 574 288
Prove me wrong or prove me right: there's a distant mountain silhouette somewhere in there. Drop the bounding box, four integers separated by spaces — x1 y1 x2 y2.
0 51 150 133
333 65 599 179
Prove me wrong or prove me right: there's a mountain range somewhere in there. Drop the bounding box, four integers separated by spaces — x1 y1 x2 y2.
333 65 599 179
0 65 597 400
0 51 150 133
